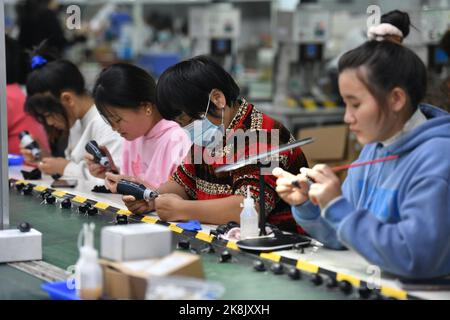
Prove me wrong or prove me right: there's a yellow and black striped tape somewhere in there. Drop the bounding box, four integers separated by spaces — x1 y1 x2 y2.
10 179 417 300
300 99 338 110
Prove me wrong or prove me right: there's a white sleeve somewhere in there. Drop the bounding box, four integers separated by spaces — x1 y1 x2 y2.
63 117 123 182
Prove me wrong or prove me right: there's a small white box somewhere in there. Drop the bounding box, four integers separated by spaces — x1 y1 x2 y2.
0 229 42 263
101 224 172 262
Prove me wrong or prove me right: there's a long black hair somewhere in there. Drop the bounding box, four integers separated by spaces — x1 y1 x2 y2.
156 55 240 120
93 63 157 125
16 0 52 25
5 35 21 85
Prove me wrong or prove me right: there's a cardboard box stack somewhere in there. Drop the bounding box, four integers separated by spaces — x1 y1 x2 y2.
100 224 204 300
297 124 362 180
100 252 204 300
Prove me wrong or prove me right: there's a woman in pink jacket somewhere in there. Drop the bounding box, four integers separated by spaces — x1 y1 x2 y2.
86 63 191 190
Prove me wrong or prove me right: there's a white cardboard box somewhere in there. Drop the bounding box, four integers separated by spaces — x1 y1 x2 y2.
0 228 42 263
101 224 172 262
100 252 204 300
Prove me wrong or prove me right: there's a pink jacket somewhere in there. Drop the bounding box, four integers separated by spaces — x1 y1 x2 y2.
121 119 191 188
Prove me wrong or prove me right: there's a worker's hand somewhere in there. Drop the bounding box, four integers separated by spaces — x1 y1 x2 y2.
38 157 69 176
105 173 127 193
155 193 186 222
273 167 310 206
85 153 107 179
105 173 142 193
301 165 342 209
122 195 155 214
100 146 119 173
20 147 38 164
84 146 118 179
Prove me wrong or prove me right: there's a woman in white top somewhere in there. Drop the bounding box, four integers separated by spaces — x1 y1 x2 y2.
21 45 122 181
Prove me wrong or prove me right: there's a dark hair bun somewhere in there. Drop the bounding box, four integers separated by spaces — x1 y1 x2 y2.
381 10 411 38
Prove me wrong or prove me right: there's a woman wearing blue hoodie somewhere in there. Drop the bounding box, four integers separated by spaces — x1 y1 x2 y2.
273 37 450 279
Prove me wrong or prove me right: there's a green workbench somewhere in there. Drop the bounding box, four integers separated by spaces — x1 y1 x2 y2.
1 187 348 300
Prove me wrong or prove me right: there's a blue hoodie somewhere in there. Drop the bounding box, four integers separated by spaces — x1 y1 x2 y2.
292 104 450 279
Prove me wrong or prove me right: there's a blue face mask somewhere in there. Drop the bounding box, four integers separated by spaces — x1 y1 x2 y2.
183 92 224 147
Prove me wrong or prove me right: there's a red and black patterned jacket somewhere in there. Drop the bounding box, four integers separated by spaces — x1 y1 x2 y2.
172 99 308 233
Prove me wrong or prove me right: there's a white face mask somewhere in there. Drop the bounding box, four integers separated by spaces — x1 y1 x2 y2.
183 92 224 147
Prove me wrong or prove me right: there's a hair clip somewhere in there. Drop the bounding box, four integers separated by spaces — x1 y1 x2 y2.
367 23 403 42
31 55 48 70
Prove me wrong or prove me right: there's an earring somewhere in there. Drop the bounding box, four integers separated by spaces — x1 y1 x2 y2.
146 108 152 116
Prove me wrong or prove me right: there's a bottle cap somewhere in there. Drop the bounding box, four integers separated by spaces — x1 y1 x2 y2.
243 186 254 208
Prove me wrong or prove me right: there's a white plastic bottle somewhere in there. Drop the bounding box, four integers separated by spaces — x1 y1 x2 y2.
75 223 103 300
240 186 259 239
